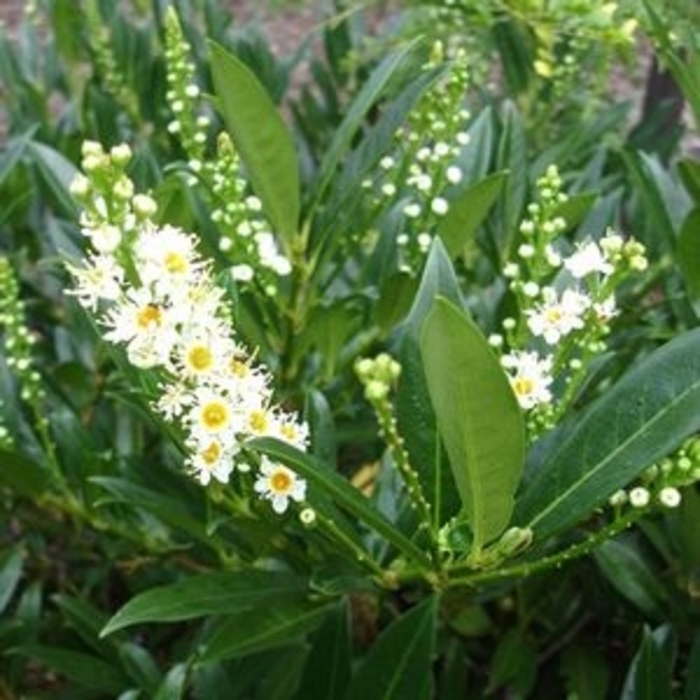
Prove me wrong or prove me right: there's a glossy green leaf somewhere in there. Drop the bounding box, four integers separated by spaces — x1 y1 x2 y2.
595 538 680 621
199 599 332 664
343 596 437 700
294 601 350 700
153 663 188 700
420 297 525 551
209 42 299 247
101 570 306 636
250 436 431 568
396 238 465 523
678 208 700 298
620 625 675 700
0 546 24 614
437 171 508 258
515 328 700 540
553 192 597 232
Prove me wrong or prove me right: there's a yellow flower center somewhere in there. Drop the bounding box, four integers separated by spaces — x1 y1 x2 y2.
201 400 229 431
201 441 221 465
230 359 249 377
545 308 562 323
280 424 297 441
187 344 214 372
164 251 188 274
136 304 162 329
270 469 292 494
513 377 534 397
249 410 268 433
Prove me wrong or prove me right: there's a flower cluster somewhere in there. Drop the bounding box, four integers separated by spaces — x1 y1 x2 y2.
163 8 291 294
362 41 470 273
68 141 308 514
492 166 648 435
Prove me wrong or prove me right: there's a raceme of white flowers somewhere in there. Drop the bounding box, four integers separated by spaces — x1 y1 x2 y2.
493 166 648 426
67 141 307 514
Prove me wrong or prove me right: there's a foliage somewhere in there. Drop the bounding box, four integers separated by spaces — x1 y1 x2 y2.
1 0 700 697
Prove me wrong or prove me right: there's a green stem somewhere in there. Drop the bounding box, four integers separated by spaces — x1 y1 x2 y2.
447 509 642 586
374 398 442 568
314 510 388 582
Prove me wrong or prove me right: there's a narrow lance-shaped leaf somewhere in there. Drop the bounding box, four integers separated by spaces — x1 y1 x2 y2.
343 596 437 700
437 170 508 258
199 599 333 664
101 570 306 637
209 42 300 248
420 297 525 553
515 328 700 541
396 238 465 523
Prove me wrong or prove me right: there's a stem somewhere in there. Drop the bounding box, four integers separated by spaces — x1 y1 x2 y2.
374 398 442 568
447 509 642 586
314 510 388 582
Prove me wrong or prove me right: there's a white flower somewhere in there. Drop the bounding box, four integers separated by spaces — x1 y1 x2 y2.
501 351 553 410
526 287 590 344
134 225 201 290
67 255 124 309
103 288 179 361
564 241 614 279
254 458 306 514
187 437 235 486
187 389 238 440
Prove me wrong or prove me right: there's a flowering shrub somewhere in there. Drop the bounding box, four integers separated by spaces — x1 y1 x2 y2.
2 1 700 698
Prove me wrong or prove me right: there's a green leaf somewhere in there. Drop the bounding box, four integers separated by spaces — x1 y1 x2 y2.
199 599 332 664
396 238 465 522
101 570 306 636
0 546 24 614
515 329 700 541
294 601 351 700
250 437 431 568
486 628 536 696
153 663 188 700
0 449 51 497
209 42 299 247
620 625 675 700
684 631 700 700
560 644 609 700
622 149 691 252
420 297 525 552
26 140 79 217
678 158 700 202
10 645 129 693
595 537 680 621
437 171 508 258
311 38 422 209
496 101 528 245
677 208 700 298
343 596 437 700
91 476 210 545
